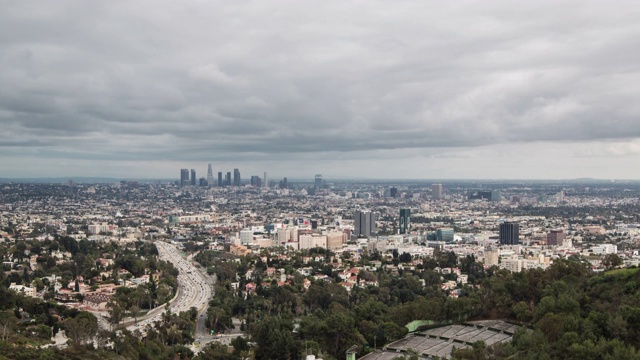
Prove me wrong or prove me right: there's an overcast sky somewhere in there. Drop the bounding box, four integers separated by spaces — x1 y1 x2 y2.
2 1 640 180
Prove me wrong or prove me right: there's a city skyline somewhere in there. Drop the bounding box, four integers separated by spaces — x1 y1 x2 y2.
3 1 640 179
2 166 640 183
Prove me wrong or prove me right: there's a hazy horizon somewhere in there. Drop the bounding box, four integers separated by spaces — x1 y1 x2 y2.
0 175 632 184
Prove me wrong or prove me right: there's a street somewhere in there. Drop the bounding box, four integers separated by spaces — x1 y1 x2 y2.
123 241 214 335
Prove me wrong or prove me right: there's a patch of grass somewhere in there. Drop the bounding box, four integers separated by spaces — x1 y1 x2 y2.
603 267 639 278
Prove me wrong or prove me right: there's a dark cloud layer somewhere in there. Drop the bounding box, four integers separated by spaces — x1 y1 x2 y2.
2 0 640 178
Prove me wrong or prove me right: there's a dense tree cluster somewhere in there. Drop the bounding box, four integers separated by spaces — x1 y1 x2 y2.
192 249 485 359
451 264 640 359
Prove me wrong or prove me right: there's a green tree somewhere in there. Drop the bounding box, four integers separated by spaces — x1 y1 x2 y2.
130 304 140 324
63 312 98 347
602 254 623 270
322 312 366 359
195 343 239 360
253 316 299 360
399 252 412 263
107 301 124 328
0 310 17 341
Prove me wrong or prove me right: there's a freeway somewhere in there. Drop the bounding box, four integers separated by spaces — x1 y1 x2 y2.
123 241 213 334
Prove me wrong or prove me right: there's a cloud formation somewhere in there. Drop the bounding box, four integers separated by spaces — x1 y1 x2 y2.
2 0 640 178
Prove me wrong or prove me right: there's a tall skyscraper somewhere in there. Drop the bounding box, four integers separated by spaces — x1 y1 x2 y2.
399 208 411 234
315 174 322 189
499 222 520 245
207 164 214 186
180 169 189 187
226 172 232 186
390 187 398 198
218 172 223 187
263 172 268 188
354 210 376 237
233 168 241 186
190 169 196 186
432 184 443 200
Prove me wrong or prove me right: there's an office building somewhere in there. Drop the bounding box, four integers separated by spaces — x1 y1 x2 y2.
468 190 500 201
432 184 443 200
276 228 291 245
326 232 344 251
399 208 411 234
207 164 214 186
390 187 398 198
500 258 522 272
315 174 322 189
240 229 254 245
234 168 241 186
354 210 376 237
226 172 232 186
436 228 454 242
180 169 189 187
251 175 262 187
468 191 490 200
484 248 500 267
499 222 520 245
168 214 212 224
190 169 196 186
299 234 327 250
547 229 565 246
263 172 268 188
218 172 223 187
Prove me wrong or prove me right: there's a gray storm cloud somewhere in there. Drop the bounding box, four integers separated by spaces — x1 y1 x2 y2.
1 0 640 178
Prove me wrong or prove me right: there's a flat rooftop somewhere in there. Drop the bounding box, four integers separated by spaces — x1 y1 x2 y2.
359 320 523 360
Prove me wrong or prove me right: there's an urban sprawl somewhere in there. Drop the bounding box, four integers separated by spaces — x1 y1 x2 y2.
1 171 639 359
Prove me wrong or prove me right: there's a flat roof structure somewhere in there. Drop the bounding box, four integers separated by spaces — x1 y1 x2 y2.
359 320 523 360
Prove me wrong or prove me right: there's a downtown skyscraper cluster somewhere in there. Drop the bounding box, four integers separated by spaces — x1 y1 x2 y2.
179 164 272 188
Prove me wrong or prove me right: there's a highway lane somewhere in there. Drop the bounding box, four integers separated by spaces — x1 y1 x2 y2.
124 241 213 335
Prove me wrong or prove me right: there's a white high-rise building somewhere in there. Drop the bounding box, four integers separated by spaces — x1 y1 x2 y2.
326 232 344 250
500 258 523 273
277 227 291 245
299 234 327 250
240 229 254 244
484 248 499 267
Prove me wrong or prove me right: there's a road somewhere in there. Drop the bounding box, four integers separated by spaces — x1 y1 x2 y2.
123 241 213 335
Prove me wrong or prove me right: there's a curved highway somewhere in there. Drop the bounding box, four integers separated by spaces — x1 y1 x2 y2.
124 241 213 334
